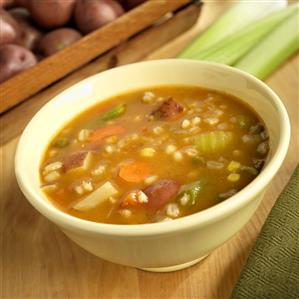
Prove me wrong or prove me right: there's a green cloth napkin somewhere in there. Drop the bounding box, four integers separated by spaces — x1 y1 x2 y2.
231 164 299 299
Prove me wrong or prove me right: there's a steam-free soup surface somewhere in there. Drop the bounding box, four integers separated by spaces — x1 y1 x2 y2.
40 86 269 224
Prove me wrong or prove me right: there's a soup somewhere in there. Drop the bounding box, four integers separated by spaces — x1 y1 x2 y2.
40 86 269 224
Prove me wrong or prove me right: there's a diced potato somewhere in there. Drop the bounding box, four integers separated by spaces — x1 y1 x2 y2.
73 181 118 211
63 151 93 173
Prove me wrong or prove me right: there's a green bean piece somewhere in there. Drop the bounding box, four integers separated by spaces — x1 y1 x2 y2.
178 180 205 206
99 103 126 122
53 138 69 148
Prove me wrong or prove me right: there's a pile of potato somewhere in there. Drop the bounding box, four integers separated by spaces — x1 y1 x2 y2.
0 0 146 83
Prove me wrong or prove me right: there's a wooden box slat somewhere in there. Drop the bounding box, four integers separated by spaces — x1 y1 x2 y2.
0 0 194 114
0 3 201 144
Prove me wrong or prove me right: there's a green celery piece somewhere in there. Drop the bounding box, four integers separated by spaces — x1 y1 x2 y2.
178 180 205 206
98 103 126 122
184 4 298 65
235 11 299 80
195 131 233 154
179 0 287 58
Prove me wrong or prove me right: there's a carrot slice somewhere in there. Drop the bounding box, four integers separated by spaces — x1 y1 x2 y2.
119 161 150 183
88 125 124 143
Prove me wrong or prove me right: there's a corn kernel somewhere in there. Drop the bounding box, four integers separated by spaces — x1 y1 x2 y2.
227 160 241 172
140 147 156 157
227 173 240 182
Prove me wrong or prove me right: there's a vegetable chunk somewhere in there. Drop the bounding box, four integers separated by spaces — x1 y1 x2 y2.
119 161 150 183
195 131 233 153
151 98 183 120
143 179 181 210
63 151 93 172
73 181 118 211
98 103 126 122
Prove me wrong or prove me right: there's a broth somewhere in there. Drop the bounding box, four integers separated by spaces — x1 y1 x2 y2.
40 86 269 224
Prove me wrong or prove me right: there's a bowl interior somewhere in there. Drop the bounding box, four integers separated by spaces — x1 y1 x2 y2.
15 59 289 232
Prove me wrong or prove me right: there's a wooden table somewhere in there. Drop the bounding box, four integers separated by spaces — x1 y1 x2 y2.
1 1 298 298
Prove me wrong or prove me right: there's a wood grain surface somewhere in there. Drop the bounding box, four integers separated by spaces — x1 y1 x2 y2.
1 1 298 299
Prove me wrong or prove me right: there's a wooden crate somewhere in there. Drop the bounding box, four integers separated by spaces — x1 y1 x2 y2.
0 0 202 114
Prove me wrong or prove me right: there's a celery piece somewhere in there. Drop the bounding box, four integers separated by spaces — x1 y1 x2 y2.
235 11 299 80
195 131 233 154
178 180 205 206
179 0 287 58
183 4 297 65
98 103 126 122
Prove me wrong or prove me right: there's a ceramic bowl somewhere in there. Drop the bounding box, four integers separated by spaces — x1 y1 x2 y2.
15 60 290 272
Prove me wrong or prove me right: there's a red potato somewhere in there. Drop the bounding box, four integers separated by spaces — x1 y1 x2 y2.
0 0 27 8
0 0 12 7
0 8 18 45
9 7 30 21
27 0 76 29
151 98 183 120
37 28 82 56
0 44 37 83
0 0 28 7
75 0 124 34
62 151 93 172
143 179 181 210
9 8 43 50
123 0 146 10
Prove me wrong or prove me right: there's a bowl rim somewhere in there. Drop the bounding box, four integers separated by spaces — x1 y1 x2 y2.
15 59 290 236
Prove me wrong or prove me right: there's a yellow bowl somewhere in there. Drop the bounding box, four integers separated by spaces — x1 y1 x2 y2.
15 60 290 272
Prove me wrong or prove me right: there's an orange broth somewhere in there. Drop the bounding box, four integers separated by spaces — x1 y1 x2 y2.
40 86 269 224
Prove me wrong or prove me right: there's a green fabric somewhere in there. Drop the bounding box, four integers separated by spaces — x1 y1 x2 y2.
231 164 299 299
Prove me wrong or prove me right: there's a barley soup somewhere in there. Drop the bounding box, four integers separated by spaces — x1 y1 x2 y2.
40 86 269 224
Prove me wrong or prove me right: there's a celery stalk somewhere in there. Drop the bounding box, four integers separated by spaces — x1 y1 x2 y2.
235 11 299 80
184 4 298 65
179 0 287 58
